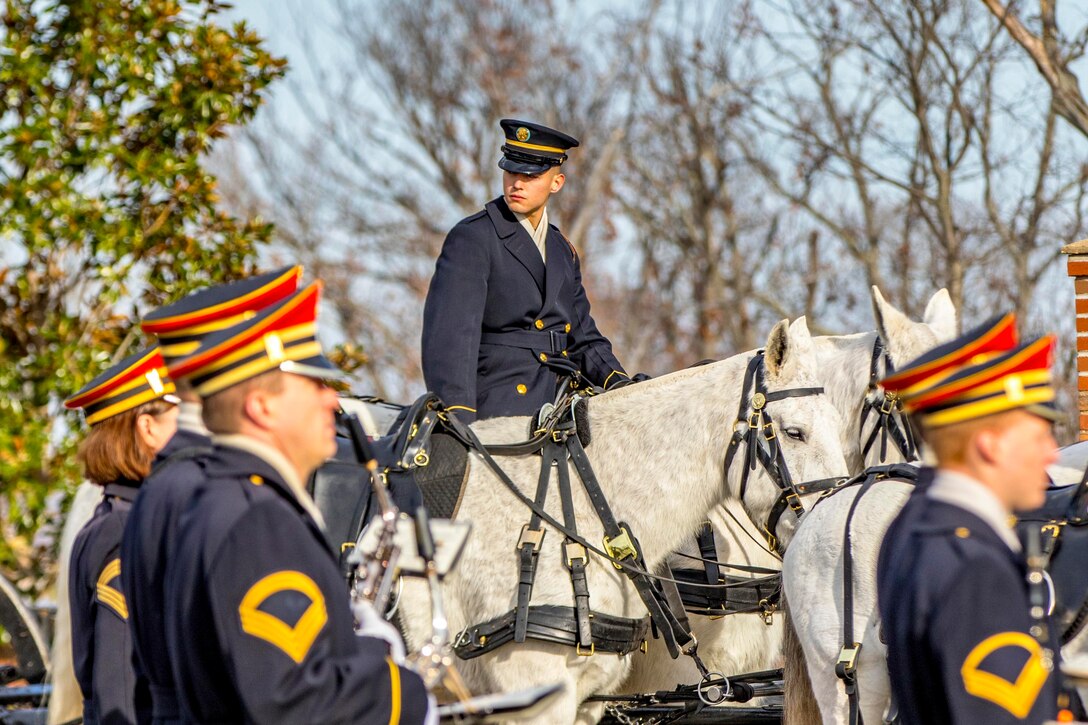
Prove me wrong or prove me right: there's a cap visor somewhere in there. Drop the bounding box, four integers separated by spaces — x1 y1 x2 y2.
279 357 350 384
1025 402 1064 424
498 157 553 175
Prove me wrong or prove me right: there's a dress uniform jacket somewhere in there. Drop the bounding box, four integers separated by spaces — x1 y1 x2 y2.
120 427 212 725
165 444 428 724
877 487 1058 724
422 197 627 423
70 481 151 725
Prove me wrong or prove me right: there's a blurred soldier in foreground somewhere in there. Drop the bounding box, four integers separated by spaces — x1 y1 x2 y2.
121 266 301 724
422 118 636 423
66 347 180 724
878 316 1063 724
165 282 431 723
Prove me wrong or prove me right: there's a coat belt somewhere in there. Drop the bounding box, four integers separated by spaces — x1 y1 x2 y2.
480 329 570 353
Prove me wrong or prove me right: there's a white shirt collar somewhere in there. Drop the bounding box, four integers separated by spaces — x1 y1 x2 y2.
212 434 326 530
177 400 210 436
514 207 549 262
927 469 1020 552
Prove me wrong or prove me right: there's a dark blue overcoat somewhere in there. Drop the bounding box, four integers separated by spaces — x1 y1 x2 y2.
70 482 149 725
164 444 429 724
877 488 1059 724
422 197 627 422
120 427 211 725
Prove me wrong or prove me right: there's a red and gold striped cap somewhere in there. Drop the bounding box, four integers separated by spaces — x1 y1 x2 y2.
899 335 1060 428
168 282 347 396
141 266 302 370
65 346 179 425
879 312 1018 395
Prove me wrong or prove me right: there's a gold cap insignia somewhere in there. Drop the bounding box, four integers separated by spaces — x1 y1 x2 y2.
516 126 530 142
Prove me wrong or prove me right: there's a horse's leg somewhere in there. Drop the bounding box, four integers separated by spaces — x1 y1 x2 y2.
481 644 620 725
857 615 891 723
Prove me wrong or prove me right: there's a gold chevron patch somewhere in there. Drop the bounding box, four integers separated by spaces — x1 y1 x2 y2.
238 571 327 664
961 631 1049 718
96 558 128 620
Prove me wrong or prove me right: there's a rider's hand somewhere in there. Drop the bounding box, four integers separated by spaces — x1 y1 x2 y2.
352 599 406 664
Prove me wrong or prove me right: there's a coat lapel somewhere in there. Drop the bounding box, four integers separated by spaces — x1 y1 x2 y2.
541 227 569 315
487 198 545 295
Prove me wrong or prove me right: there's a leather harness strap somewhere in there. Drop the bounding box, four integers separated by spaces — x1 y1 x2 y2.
454 605 650 659
832 463 921 725
443 407 702 666
858 338 917 465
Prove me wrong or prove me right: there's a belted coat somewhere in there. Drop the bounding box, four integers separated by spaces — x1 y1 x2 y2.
422 197 627 423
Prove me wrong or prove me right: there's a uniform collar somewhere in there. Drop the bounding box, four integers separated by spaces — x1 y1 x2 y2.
103 480 140 502
927 469 1021 552
212 434 326 530
485 197 522 239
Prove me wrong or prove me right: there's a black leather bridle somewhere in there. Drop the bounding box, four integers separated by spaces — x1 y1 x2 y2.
723 350 847 553
858 337 918 465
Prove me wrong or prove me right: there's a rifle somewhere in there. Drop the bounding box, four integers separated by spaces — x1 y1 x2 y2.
343 413 401 614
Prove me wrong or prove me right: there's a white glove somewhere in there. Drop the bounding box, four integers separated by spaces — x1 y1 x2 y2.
424 694 438 725
351 599 406 664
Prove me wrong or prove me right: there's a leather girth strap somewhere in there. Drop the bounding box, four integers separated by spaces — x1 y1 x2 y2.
455 604 650 660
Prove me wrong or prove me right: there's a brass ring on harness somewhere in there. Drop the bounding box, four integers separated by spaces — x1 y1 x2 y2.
576 642 595 657
414 451 430 467
759 597 777 625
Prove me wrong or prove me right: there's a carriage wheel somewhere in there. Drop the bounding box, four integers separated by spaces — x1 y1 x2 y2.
0 573 48 684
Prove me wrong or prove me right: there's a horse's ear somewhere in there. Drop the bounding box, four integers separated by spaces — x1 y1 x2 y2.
871 286 911 347
765 317 812 381
922 288 957 341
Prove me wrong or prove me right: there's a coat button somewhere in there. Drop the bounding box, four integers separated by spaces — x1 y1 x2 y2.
561 350 568 357
565 323 571 333
539 353 548 362
535 319 544 330
516 384 528 394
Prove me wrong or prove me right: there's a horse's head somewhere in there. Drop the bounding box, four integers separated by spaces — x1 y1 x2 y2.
726 317 851 552
872 286 957 367
813 288 959 472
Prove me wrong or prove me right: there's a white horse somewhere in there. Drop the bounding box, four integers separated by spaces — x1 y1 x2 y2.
398 317 851 724
781 322 1088 722
621 287 958 695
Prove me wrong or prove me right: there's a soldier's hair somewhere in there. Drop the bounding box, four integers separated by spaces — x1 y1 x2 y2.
77 399 176 485
201 370 285 434
919 410 1020 464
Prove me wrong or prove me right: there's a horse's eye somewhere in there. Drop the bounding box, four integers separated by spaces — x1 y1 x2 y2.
784 427 806 442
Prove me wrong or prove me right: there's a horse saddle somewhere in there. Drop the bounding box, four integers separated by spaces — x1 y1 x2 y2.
310 393 471 554
1015 480 1088 643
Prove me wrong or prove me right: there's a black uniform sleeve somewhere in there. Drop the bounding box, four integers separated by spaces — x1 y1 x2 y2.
421 223 491 422
207 501 429 724
70 521 141 725
68 531 97 713
929 550 1057 723
565 251 628 389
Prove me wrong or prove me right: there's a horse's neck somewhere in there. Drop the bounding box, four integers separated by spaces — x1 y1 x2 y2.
814 331 877 472
581 359 746 569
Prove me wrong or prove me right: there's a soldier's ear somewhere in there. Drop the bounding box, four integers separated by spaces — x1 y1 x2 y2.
551 172 565 193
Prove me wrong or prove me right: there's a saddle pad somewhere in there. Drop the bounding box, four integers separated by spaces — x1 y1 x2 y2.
414 433 469 519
